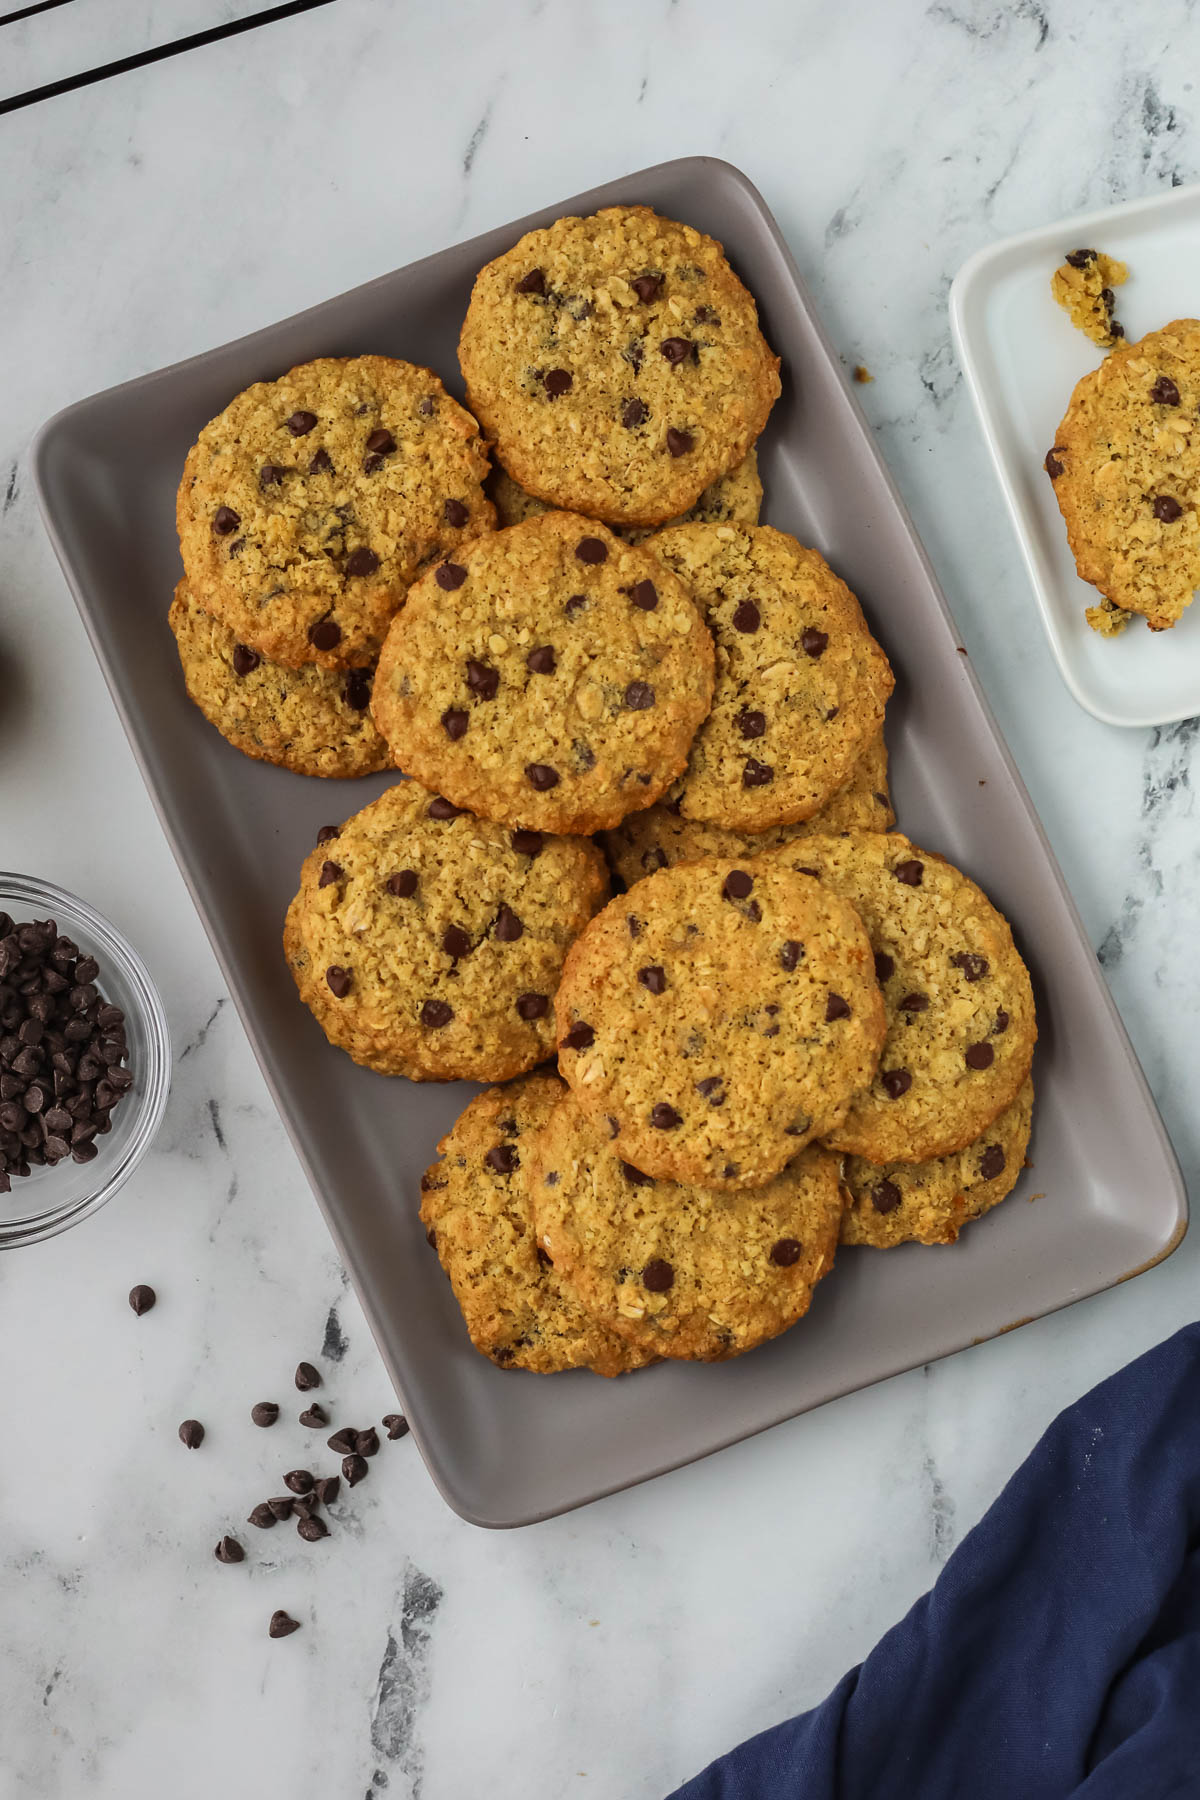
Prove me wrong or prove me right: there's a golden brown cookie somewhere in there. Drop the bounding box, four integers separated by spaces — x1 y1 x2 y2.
840 1076 1034 1248
459 206 780 527
370 512 715 834
601 728 893 889
555 856 885 1188
1047 319 1200 630
177 356 493 669
648 524 894 832
284 782 608 1081
530 1093 842 1361
168 581 392 778
1050 248 1127 349
419 1074 648 1376
759 832 1036 1163
488 448 763 543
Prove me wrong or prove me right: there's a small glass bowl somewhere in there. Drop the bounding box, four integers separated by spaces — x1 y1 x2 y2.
0 873 170 1248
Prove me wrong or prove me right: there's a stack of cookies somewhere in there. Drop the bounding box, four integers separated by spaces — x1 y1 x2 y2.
168 203 1037 1377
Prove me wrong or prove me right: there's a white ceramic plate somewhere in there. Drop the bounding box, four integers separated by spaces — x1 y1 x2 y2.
950 181 1200 728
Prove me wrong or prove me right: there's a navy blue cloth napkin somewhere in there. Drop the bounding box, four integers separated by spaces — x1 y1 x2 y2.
670 1324 1200 1800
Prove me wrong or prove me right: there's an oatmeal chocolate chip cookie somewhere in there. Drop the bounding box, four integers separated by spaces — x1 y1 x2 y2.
459 206 780 527
169 582 392 778
555 857 885 1189
488 447 763 543
1047 319 1200 630
1050 248 1128 349
601 729 893 889
649 524 894 833
419 1074 648 1376
370 512 715 834
177 356 494 670
284 781 608 1082
841 1076 1034 1249
760 832 1036 1163
530 1093 841 1361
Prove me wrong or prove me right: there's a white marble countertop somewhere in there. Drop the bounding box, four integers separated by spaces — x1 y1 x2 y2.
3 2 1199 1794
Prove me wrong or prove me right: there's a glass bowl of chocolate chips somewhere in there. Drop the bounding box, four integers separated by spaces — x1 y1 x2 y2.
0 874 170 1247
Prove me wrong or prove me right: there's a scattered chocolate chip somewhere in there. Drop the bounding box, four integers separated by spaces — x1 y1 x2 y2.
309 448 334 474
231 643 261 677
314 1475 341 1504
515 268 546 294
801 627 829 657
325 966 351 998
178 1419 205 1449
650 1102 681 1130
248 1503 276 1529
428 796 465 820
780 941 802 971
743 758 774 788
643 1258 674 1291
627 579 658 610
666 428 693 457
951 952 988 981
308 619 342 651
660 336 694 365
1065 248 1096 268
441 707 469 741
298 1404 328 1429
212 506 240 536
576 536 607 565
624 680 655 710
770 1238 802 1267
965 1042 995 1070
1153 495 1183 523
516 992 549 1021
215 1535 244 1564
128 1284 156 1316
872 1179 901 1214
637 965 667 994
722 869 753 901
269 1610 301 1638
632 274 663 303
286 410 318 436
295 1362 322 1392
342 1453 368 1487
893 859 924 886
563 1022 595 1051
544 368 573 397
825 992 851 1022
297 1514 328 1542
420 999 454 1029
736 708 766 739
267 1496 294 1521
881 1069 912 1099
381 1414 410 1443
526 645 556 675
1150 376 1180 406
525 763 559 790
355 1427 380 1459
327 1427 357 1456
251 1401 280 1428
283 1469 314 1495
494 904 524 942
732 600 761 633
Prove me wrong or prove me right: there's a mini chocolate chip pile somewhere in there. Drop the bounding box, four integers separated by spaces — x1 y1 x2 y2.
0 914 132 1193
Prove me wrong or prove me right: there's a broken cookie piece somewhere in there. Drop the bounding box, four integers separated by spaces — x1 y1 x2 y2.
1051 248 1129 350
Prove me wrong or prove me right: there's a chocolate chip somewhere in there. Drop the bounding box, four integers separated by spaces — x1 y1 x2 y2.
343 671 371 710
526 645 556 675
627 579 658 610
297 1514 329 1542
965 1042 994 1069
624 681 655 710
1065 248 1096 268
435 562 468 590
212 506 240 536
632 274 663 302
280 1469 313 1497
565 594 588 617
442 497 470 530
516 992 549 1020
342 1453 368 1487
356 1427 380 1459
258 463 285 491
421 999 454 1028
770 1238 802 1267
308 619 342 651
428 796 465 819
660 336 694 364
128 1284 156 1316
417 396 436 417
951 952 988 981
695 1076 725 1105
825 992 851 1022
325 966 351 998
295 1362 321 1392
736 708 766 739
512 829 544 856
486 1144 518 1176
643 1258 674 1291
387 869 418 900
722 869 753 901
318 860 342 889
618 1161 653 1189
576 536 607 565
251 1401 280 1427
214 1535 244 1564
439 925 470 960
637 965 667 994
563 1022 595 1050
881 1069 912 1099
298 1404 328 1429
893 860 923 886
872 1179 901 1214
779 941 803 972
178 1419 204 1449
1150 376 1180 406
743 758 774 788
345 547 380 578
228 641 263 683
248 1503 276 1529
314 1475 341 1504
1153 495 1183 522
650 1103 681 1130
317 824 340 844
525 763 559 790
899 992 928 1013
666 428 694 457
494 904 524 942
383 1414 410 1441
326 1428 357 1456
801 628 828 657
459 660 499 704
365 427 395 457
441 707 469 741
544 368 572 397
621 398 651 434
287 410 317 435
516 268 546 294
993 1010 1010 1035
732 600 761 632
269 1611 301 1638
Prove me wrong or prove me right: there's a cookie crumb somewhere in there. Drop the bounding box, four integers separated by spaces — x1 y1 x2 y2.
1051 250 1128 349
852 364 873 384
1085 600 1131 638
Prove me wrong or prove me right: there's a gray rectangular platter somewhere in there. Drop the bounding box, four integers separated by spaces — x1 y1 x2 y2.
33 157 1187 1527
